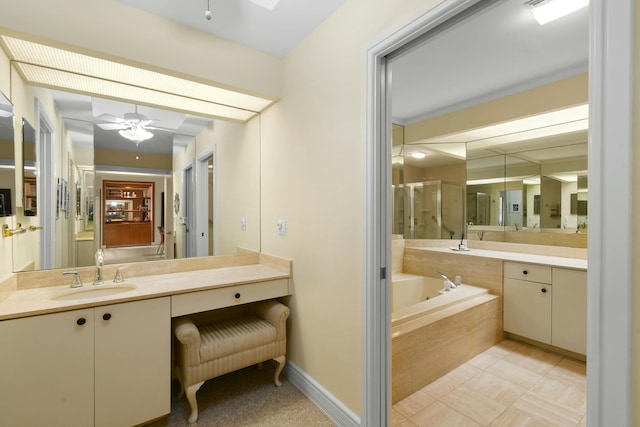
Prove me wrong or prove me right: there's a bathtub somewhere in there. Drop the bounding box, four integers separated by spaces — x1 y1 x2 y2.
390 274 502 402
391 274 489 327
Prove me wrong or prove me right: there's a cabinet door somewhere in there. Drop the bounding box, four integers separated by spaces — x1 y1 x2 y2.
504 278 552 344
94 297 170 427
0 309 94 427
552 268 587 355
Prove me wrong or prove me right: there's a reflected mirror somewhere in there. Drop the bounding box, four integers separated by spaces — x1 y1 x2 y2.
12 87 261 272
22 119 36 216
0 91 14 216
388 0 588 248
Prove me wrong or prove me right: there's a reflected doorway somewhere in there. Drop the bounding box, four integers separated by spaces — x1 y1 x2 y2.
196 148 215 257
182 164 195 258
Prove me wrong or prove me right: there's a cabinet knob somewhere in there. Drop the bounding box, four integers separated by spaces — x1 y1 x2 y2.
235 293 241 299
523 270 528 275
76 317 86 326
102 313 112 321
541 288 547 293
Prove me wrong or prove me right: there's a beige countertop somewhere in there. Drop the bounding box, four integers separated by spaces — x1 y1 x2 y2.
408 246 588 270
0 263 290 321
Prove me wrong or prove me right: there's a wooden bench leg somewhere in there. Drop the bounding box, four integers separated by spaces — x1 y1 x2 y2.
186 381 204 424
273 355 286 387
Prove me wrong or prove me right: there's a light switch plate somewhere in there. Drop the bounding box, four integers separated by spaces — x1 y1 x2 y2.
240 218 246 231
277 219 286 236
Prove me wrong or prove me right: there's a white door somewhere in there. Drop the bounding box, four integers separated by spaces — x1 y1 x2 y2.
195 148 215 257
182 164 195 258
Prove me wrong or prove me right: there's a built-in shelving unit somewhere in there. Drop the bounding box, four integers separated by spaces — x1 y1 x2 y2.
24 177 37 215
103 180 153 247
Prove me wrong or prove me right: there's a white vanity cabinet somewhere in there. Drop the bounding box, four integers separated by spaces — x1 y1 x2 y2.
0 308 95 427
503 262 553 344
503 262 587 355
0 297 170 427
551 268 587 355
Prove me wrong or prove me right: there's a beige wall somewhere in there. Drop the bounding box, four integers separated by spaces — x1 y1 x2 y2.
259 0 446 414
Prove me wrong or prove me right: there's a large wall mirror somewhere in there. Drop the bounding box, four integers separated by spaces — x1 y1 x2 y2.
0 91 14 217
11 85 261 272
388 0 588 248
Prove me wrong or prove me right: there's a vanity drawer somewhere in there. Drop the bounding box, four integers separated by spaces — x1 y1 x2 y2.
171 279 289 317
504 262 552 284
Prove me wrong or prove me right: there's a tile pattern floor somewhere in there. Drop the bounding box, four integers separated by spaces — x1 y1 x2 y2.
393 339 586 426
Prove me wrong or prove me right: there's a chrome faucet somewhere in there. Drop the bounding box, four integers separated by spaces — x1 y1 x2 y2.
63 271 83 288
113 266 127 284
94 248 105 285
436 271 457 289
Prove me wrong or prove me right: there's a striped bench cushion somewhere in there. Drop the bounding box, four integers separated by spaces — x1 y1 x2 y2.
198 315 277 362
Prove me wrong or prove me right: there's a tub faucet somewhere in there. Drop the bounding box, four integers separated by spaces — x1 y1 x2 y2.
94 248 105 286
436 271 457 289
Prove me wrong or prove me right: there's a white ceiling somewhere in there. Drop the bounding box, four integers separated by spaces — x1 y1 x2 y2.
117 0 347 58
389 0 589 124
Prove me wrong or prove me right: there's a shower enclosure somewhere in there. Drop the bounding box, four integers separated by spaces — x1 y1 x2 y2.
398 180 464 240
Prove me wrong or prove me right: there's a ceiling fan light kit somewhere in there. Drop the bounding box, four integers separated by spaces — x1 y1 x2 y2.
118 127 154 145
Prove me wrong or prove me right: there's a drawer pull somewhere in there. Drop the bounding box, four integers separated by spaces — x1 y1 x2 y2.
541 288 547 293
523 270 528 275
102 313 112 321
76 317 86 326
235 293 241 299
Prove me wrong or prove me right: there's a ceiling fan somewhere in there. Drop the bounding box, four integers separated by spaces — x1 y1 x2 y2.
96 108 168 144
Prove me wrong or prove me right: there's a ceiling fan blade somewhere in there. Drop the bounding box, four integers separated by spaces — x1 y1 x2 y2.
97 123 128 130
144 125 172 132
96 113 125 123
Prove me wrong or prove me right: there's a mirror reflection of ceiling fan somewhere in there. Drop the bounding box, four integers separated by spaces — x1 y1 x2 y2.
96 107 170 145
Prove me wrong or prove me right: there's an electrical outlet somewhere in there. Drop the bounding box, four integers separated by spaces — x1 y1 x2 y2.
277 219 286 236
240 218 246 231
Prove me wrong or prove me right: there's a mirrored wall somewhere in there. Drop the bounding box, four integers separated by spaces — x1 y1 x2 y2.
8 85 261 272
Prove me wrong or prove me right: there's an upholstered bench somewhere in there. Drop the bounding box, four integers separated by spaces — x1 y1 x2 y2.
173 300 290 424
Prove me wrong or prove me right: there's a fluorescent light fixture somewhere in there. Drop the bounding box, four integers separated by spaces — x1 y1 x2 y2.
526 0 589 25
0 35 276 122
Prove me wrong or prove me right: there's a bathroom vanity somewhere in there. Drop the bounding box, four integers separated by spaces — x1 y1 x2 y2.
0 253 291 427
503 261 587 355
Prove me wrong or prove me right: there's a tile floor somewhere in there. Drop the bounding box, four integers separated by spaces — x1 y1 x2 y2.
392 339 586 426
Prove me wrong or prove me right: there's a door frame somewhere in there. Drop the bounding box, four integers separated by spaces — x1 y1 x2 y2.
363 0 634 425
35 98 55 270
195 147 216 256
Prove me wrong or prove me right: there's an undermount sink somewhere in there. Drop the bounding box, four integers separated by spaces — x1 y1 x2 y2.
52 284 137 301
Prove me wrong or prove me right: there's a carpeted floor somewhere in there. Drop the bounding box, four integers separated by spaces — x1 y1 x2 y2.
146 363 336 427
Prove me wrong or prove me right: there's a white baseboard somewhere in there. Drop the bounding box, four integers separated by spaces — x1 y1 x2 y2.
284 362 360 427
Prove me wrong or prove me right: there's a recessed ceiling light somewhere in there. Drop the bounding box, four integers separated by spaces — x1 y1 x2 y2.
410 152 427 159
